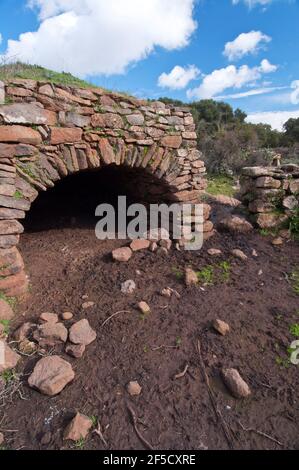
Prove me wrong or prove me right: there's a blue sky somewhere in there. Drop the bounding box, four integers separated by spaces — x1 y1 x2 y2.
0 0 298 129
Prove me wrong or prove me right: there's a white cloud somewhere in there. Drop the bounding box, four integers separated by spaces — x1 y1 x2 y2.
187 60 277 100
158 65 200 90
216 86 286 100
232 0 273 7
291 80 299 105
224 31 271 61
259 58 277 73
1 0 197 77
246 109 299 130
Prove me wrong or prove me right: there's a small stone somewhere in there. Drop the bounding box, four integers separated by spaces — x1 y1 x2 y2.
69 319 96 346
39 312 58 324
138 301 150 315
0 432 4 445
64 412 93 441
219 216 253 234
212 319 230 336
61 312 73 321
272 237 283 246
159 239 172 250
121 280 136 294
130 239 150 252
0 340 20 373
34 322 68 346
127 381 142 396
149 241 158 252
112 247 132 262
0 299 14 321
65 343 86 358
82 301 95 309
283 195 298 211
252 249 258 257
279 229 291 239
28 355 75 396
185 268 198 286
161 288 172 298
208 248 222 256
231 249 248 261
14 322 34 341
145 228 170 241
156 247 168 256
19 339 36 355
221 368 251 398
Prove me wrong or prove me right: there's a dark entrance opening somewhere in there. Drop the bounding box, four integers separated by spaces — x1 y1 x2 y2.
23 165 172 233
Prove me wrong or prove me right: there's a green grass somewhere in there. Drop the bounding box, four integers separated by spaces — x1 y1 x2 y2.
196 262 231 286
1 369 16 384
0 292 17 309
289 208 299 238
0 62 94 89
74 437 85 450
259 228 279 237
13 190 23 200
196 266 214 285
172 267 184 280
290 269 299 295
206 175 235 197
290 323 299 337
90 415 98 427
0 319 10 336
219 261 231 282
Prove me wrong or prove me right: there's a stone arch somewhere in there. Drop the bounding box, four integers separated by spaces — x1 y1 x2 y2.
0 78 212 297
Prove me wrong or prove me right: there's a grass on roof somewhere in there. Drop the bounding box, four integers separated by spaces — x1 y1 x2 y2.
0 62 94 88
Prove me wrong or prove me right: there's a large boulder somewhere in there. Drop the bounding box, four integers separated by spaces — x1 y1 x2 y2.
28 356 75 396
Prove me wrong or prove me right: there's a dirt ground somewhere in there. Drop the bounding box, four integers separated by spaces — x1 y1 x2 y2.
1 181 299 450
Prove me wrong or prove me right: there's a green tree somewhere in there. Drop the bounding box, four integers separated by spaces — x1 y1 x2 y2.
284 118 299 144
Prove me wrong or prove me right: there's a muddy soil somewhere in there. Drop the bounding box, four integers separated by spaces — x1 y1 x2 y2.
1 178 299 450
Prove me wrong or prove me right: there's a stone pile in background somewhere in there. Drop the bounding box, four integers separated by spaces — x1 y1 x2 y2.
240 165 299 229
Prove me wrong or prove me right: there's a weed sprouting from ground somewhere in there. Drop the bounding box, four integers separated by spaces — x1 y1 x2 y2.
0 293 17 310
0 370 26 407
74 437 85 450
290 269 299 294
290 323 299 337
196 266 214 285
218 261 231 282
172 267 184 280
0 319 10 336
206 175 235 197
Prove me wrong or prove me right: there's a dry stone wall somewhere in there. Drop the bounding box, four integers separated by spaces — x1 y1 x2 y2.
0 78 212 298
240 164 299 229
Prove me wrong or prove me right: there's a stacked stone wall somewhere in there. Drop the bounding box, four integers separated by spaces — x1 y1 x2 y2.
240 165 299 229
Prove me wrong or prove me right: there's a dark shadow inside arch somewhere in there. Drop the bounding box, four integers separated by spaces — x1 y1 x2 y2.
23 164 174 233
